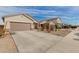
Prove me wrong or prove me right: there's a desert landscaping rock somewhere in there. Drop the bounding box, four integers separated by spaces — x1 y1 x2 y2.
0 32 18 53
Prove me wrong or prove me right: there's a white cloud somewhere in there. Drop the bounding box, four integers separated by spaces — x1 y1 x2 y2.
61 16 72 19
24 8 57 14
0 6 57 17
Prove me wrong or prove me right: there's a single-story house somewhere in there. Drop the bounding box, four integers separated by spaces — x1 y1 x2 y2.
2 14 38 32
40 17 63 32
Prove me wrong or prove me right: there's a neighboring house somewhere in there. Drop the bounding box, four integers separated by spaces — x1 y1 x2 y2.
40 17 62 32
62 23 78 29
2 14 38 32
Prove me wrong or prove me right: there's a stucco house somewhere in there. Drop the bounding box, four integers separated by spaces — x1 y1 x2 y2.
40 17 63 32
2 14 38 32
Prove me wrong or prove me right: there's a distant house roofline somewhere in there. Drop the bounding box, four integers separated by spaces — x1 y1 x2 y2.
40 17 61 22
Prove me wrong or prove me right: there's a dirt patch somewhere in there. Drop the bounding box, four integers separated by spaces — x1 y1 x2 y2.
51 29 72 37
0 31 18 53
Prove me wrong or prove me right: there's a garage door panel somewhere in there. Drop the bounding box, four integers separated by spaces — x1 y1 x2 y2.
10 22 31 31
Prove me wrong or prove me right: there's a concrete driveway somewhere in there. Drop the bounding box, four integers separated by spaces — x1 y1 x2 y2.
11 31 63 53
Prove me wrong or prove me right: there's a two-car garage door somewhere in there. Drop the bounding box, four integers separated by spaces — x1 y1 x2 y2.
10 22 31 31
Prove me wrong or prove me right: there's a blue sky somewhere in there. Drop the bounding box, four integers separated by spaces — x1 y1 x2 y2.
0 6 79 25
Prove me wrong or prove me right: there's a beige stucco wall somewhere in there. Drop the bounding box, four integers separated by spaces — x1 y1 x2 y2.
49 21 55 25
56 18 62 23
51 18 62 24
4 14 35 30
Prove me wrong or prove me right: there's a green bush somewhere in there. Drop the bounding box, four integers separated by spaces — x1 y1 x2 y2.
56 23 62 29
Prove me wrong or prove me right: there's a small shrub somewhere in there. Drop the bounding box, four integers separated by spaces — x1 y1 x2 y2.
0 32 2 37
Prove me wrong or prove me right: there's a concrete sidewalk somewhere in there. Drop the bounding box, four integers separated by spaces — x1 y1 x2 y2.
47 28 79 53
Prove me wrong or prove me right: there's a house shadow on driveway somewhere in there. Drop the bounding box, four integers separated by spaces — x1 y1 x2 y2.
74 38 79 41
74 33 79 36
74 33 79 41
